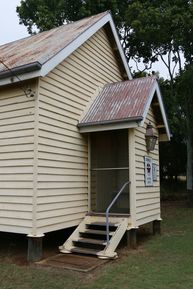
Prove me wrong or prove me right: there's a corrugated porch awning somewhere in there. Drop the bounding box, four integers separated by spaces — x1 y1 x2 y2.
78 76 170 140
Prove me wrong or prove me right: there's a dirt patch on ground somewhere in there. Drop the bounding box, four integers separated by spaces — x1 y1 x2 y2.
35 253 109 272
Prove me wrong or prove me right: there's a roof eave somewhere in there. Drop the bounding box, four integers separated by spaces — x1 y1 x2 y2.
0 61 42 85
141 80 171 141
0 69 41 86
154 82 171 141
78 116 143 133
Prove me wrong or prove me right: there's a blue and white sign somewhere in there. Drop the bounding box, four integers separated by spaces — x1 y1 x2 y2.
144 156 153 186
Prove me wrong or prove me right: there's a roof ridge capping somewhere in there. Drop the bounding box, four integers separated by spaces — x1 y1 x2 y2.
104 75 156 87
0 11 110 49
0 11 131 86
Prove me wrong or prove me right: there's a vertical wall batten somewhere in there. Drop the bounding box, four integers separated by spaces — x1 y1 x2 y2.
31 79 39 236
88 134 91 212
129 129 137 227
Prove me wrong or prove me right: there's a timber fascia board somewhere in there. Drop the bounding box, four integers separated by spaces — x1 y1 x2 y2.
79 120 140 133
141 81 171 141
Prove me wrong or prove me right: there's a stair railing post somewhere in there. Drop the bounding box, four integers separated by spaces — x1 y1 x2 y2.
105 181 130 246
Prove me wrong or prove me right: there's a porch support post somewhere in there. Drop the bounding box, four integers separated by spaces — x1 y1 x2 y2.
153 220 161 235
27 234 44 262
127 228 137 249
88 133 91 212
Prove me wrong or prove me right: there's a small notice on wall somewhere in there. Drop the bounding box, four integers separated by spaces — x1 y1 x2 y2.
144 156 153 186
152 162 157 181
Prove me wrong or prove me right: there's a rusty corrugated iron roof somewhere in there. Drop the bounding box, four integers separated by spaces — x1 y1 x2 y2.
79 76 157 126
0 11 108 74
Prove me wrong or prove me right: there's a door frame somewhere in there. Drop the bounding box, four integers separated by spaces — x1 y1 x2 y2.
88 130 130 214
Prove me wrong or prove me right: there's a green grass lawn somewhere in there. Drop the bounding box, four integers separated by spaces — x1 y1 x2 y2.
1 202 193 289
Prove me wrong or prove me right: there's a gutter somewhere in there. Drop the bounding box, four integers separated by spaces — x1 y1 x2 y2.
77 116 143 128
0 62 42 80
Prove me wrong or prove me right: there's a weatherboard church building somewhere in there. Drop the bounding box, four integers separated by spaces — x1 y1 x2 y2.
0 11 170 261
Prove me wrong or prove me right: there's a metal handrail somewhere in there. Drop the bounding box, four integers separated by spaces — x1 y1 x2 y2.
105 181 130 245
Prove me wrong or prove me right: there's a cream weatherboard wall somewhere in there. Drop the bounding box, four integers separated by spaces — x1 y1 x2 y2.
36 27 124 234
0 80 37 234
0 27 124 236
130 106 160 228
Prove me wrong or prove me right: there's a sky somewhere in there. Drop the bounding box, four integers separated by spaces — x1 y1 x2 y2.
0 0 28 45
0 0 173 79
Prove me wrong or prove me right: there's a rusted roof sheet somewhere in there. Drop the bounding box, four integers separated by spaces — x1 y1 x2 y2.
0 11 108 74
79 76 157 126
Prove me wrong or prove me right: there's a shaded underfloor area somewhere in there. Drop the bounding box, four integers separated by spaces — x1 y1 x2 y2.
0 219 154 268
0 201 187 269
0 226 75 266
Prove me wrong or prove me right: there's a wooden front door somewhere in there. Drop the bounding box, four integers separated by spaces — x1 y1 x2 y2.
90 130 130 213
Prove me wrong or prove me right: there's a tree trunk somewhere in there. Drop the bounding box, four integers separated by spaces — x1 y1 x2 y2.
186 103 193 204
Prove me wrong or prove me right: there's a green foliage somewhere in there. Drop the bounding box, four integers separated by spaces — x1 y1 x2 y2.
175 65 193 154
17 0 193 72
176 65 193 116
124 0 193 75
16 0 84 34
159 65 193 191
16 0 125 34
176 65 193 192
159 77 186 180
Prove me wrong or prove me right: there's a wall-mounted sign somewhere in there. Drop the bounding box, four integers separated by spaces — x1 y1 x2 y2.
152 162 157 181
144 156 153 186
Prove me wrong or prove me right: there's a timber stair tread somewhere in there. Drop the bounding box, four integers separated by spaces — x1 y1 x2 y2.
71 247 101 256
80 229 114 236
73 237 107 245
87 212 130 217
60 215 130 258
87 222 118 227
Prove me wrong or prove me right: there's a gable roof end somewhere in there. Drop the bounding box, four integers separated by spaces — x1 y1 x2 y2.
0 11 132 86
78 76 171 141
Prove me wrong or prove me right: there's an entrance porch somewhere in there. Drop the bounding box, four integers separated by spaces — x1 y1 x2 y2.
90 129 130 214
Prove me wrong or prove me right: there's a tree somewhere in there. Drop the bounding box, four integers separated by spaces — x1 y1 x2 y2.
16 0 125 34
17 0 193 80
124 0 193 196
124 1 193 89
159 78 186 182
176 65 193 198
16 0 84 34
